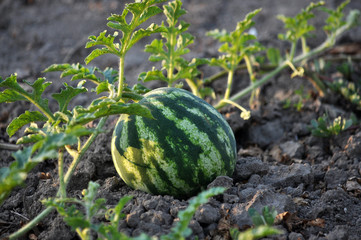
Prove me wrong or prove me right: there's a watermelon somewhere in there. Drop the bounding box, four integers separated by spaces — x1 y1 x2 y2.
111 87 237 197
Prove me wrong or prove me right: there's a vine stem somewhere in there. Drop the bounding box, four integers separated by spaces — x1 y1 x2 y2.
214 9 360 110
204 63 277 85
167 25 177 86
58 149 66 198
117 57 125 98
244 55 258 106
224 70 234 100
9 117 108 240
185 78 200 97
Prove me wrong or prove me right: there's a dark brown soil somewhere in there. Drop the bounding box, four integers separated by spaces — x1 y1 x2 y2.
1 0 361 239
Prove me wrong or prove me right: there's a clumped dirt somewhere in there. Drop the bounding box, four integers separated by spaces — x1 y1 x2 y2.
1 0 361 239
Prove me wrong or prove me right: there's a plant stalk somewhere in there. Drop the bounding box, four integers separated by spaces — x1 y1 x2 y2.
58 149 66 198
224 70 234 100
204 63 277 84
301 37 308 54
117 57 125 98
167 28 177 86
64 117 108 185
244 55 258 105
9 207 54 240
185 78 200 97
289 40 297 60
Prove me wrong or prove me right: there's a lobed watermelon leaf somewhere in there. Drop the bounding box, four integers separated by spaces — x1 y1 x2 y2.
207 8 263 72
321 0 349 34
277 2 324 41
85 46 118 65
0 74 54 122
86 0 167 65
52 82 88 113
140 0 201 88
6 111 47 137
69 99 153 126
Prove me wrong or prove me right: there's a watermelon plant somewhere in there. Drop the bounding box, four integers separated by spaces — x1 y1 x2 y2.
111 87 237 197
2 1 167 239
230 206 281 240
309 114 356 138
203 0 359 110
0 0 359 239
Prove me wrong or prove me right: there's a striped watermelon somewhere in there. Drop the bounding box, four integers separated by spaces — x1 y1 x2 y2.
111 87 237 197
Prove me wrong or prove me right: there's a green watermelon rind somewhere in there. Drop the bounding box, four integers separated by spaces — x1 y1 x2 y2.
111 87 236 197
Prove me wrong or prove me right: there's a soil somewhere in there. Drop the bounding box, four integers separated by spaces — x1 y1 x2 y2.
1 0 361 239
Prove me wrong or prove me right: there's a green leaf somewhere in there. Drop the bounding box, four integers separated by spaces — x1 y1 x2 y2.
138 5 164 25
267 48 282 65
0 75 29 103
321 0 349 33
70 99 153 126
32 133 77 161
142 0 198 87
85 30 122 64
128 23 164 50
95 81 112 94
101 0 166 62
248 206 278 227
131 83 151 95
277 1 324 41
11 147 33 170
207 8 262 72
248 208 265 226
6 111 47 137
17 134 44 145
199 87 216 99
0 74 23 90
1 131 79 205
0 147 33 205
101 67 118 84
177 32 194 48
85 31 118 49
163 0 186 26
206 29 228 41
262 206 277 226
230 225 282 240
344 118 353 130
64 125 96 137
85 48 116 65
64 217 91 230
43 63 71 73
52 82 88 113
138 69 167 82
107 196 133 224
145 39 166 62
2 76 54 120
45 63 112 86
107 13 130 34
126 2 145 17
0 89 26 103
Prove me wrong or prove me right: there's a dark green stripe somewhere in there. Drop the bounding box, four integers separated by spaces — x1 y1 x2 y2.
142 88 235 185
137 102 202 194
146 88 236 175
